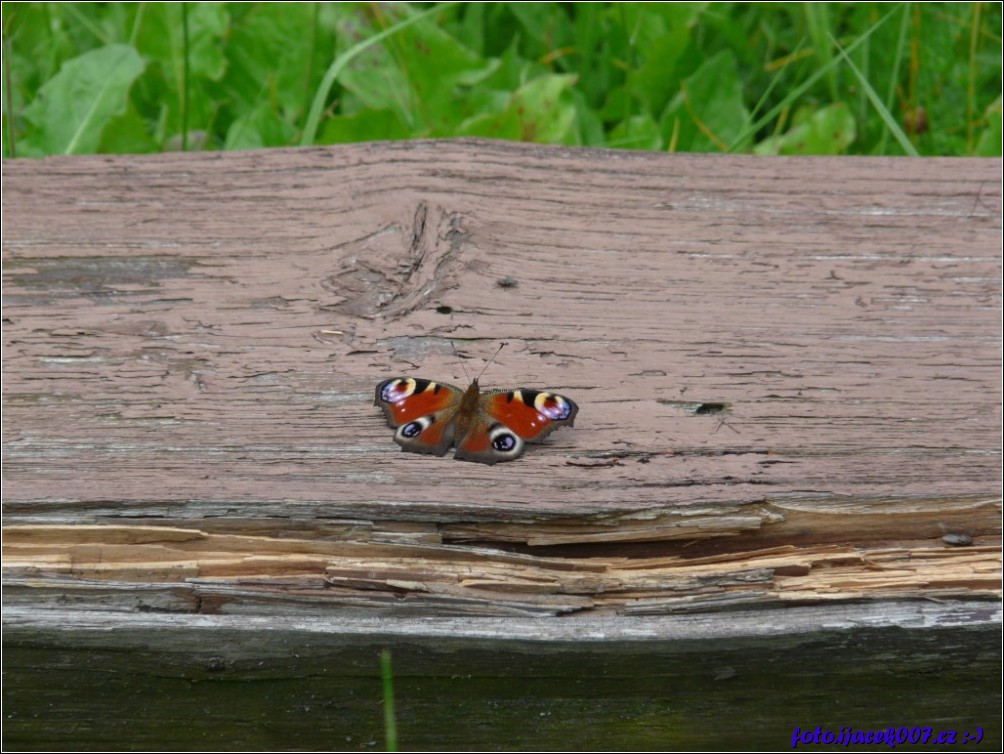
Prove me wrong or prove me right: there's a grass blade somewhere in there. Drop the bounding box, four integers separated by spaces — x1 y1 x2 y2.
181 2 189 151
381 649 397 753
729 2 902 152
831 32 919 156
300 2 457 146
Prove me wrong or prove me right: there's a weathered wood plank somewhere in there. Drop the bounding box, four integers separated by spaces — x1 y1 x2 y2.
4 605 1000 751
4 143 1000 523
3 140 1001 595
2 141 1001 752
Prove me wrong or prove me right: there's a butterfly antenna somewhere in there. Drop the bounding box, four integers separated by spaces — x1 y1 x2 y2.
451 341 472 383
476 342 507 382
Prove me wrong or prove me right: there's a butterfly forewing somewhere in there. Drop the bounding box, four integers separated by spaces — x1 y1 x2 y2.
375 378 464 426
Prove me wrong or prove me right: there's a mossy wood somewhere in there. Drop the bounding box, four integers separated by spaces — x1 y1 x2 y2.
3 140 1000 749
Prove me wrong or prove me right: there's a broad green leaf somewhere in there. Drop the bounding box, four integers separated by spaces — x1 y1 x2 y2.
628 29 691 115
753 103 856 155
99 98 160 154
2 3 80 96
474 38 530 93
570 88 606 147
608 113 662 150
659 50 750 152
135 3 227 82
317 109 411 145
598 85 633 124
224 102 297 151
22 43 145 154
975 95 1002 157
566 1 610 105
336 12 491 134
456 1 489 56
300 2 462 145
460 44 535 128
506 2 575 57
132 3 227 146
6 2 999 158
627 3 703 114
223 3 318 118
458 73 577 143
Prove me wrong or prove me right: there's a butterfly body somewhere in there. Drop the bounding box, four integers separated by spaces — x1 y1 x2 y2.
375 377 577 464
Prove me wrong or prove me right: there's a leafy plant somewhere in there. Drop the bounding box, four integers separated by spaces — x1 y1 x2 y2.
2 2 1000 158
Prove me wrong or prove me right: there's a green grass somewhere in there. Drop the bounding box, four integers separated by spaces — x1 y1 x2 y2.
380 649 397 753
2 2 1000 158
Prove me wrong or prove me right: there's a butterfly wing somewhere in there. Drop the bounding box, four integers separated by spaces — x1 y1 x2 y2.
374 378 465 456
454 387 578 464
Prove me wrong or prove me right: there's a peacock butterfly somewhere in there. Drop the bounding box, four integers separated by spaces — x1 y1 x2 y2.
374 367 578 465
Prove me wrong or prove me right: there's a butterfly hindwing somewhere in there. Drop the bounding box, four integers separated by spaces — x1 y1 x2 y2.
374 378 465 456
453 387 578 465
453 414 525 465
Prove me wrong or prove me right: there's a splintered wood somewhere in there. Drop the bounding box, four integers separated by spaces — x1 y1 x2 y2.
2 140 1001 622
3 525 999 617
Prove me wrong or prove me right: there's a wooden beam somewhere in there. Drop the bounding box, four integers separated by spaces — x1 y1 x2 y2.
4 138 1000 752
3 140 1000 608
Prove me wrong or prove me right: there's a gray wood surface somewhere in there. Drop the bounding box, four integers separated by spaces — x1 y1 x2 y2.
4 603 1000 751
3 140 1001 615
4 142 1000 517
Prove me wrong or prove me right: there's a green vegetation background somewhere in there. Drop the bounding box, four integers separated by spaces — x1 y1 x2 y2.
2 2 1001 158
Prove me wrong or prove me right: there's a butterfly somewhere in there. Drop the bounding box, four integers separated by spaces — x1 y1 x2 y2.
374 376 578 464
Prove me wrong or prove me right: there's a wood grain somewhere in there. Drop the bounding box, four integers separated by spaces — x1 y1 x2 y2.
5 525 999 618
3 140 1001 609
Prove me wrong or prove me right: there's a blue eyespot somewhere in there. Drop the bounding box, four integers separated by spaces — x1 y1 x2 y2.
492 433 517 451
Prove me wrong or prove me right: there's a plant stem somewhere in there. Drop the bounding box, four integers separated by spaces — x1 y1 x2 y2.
381 649 397 752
